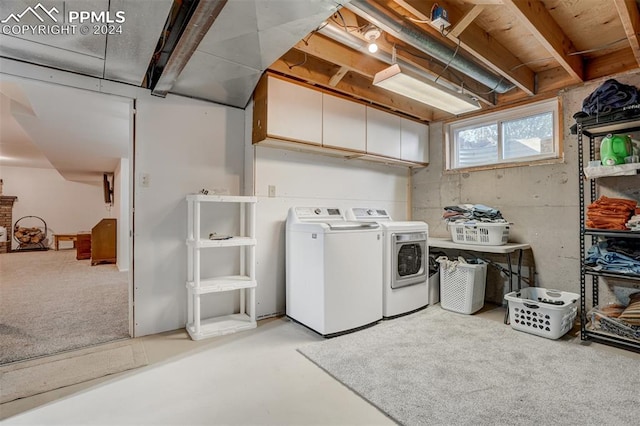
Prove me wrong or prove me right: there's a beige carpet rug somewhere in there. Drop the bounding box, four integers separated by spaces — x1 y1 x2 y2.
0 250 129 365
0 339 148 403
300 306 640 425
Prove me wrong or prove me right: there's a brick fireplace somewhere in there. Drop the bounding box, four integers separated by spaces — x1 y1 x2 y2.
0 195 18 254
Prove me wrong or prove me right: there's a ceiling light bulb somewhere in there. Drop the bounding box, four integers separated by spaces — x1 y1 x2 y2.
363 25 381 55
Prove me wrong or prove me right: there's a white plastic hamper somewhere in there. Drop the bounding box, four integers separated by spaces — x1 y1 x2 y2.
438 261 487 314
504 288 579 339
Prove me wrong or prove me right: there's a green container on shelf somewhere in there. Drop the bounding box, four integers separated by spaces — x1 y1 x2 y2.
600 133 631 166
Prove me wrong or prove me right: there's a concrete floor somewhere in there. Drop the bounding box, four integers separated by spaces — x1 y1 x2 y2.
0 315 396 425
1 304 638 425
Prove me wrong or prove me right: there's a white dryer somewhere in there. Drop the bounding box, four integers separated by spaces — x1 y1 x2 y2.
286 207 383 337
347 208 428 318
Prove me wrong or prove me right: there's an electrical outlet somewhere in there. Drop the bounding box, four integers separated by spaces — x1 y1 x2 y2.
268 185 276 197
140 173 150 187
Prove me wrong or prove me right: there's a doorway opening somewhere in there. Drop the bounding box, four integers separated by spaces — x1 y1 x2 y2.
0 77 134 365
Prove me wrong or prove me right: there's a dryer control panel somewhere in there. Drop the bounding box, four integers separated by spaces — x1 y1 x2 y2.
350 208 391 221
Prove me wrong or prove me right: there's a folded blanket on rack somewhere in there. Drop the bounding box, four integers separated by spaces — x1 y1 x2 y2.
585 240 640 275
586 195 638 230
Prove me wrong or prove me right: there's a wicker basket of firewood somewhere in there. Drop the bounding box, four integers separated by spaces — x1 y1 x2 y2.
13 216 48 250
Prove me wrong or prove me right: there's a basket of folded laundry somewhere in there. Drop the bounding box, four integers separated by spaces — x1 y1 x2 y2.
437 256 487 314
504 288 579 339
443 204 510 246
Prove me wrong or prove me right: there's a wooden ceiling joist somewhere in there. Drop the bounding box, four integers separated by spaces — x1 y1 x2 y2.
585 46 639 81
613 0 640 67
388 0 535 96
294 35 381 78
293 31 495 105
502 0 584 82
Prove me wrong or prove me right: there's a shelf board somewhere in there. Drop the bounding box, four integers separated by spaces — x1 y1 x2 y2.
583 328 640 351
581 117 640 137
186 194 257 203
186 276 256 294
584 229 640 239
584 267 640 281
186 237 256 248
583 163 640 179
186 314 256 340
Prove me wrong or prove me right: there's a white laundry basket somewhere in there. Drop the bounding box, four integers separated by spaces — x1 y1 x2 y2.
448 222 509 245
438 258 487 314
504 288 579 339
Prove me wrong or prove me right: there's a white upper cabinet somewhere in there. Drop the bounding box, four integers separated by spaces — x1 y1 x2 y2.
400 118 429 164
266 77 323 145
366 107 401 158
253 75 428 167
322 94 366 152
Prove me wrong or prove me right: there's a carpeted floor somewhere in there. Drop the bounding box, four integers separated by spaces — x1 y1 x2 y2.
0 250 129 365
299 306 640 426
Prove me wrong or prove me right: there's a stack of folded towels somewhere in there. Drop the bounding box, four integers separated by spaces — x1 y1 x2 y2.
586 196 638 230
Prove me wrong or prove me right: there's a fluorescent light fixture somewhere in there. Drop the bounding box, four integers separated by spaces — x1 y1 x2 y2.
373 64 481 114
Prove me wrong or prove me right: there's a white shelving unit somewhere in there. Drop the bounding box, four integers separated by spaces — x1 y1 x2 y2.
185 194 257 340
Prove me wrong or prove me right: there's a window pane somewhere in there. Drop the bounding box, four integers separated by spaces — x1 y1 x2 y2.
502 112 553 160
455 124 498 167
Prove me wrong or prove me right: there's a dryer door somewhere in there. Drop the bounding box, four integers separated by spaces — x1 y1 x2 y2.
392 232 427 289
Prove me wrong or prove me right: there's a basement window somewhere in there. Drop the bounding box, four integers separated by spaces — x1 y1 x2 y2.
445 98 561 171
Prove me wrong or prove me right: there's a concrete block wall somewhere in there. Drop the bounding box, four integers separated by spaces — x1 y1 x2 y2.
412 71 640 306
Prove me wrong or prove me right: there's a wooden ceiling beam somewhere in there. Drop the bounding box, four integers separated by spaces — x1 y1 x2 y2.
497 67 573 105
269 52 434 121
293 35 381 78
449 5 485 38
502 0 584 82
585 46 639 81
388 0 535 95
329 66 349 87
614 0 640 67
294 32 496 105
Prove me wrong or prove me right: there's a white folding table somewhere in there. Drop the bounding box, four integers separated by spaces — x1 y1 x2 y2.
428 237 532 323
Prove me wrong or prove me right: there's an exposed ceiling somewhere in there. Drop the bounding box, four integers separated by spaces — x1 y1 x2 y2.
269 0 640 121
1 0 639 175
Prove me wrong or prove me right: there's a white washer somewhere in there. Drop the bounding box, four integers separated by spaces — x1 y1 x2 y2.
286 207 383 336
347 208 428 318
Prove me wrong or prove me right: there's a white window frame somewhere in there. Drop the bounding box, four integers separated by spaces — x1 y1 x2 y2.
445 98 562 171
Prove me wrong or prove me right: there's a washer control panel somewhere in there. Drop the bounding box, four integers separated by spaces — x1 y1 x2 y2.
295 207 343 220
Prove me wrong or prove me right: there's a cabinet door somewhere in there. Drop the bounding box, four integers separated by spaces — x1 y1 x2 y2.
322 94 366 152
400 118 429 163
366 107 401 158
267 77 322 145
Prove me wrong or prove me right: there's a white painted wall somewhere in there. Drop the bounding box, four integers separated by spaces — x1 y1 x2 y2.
0 166 112 250
412 71 640 304
133 94 245 336
252 145 410 318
